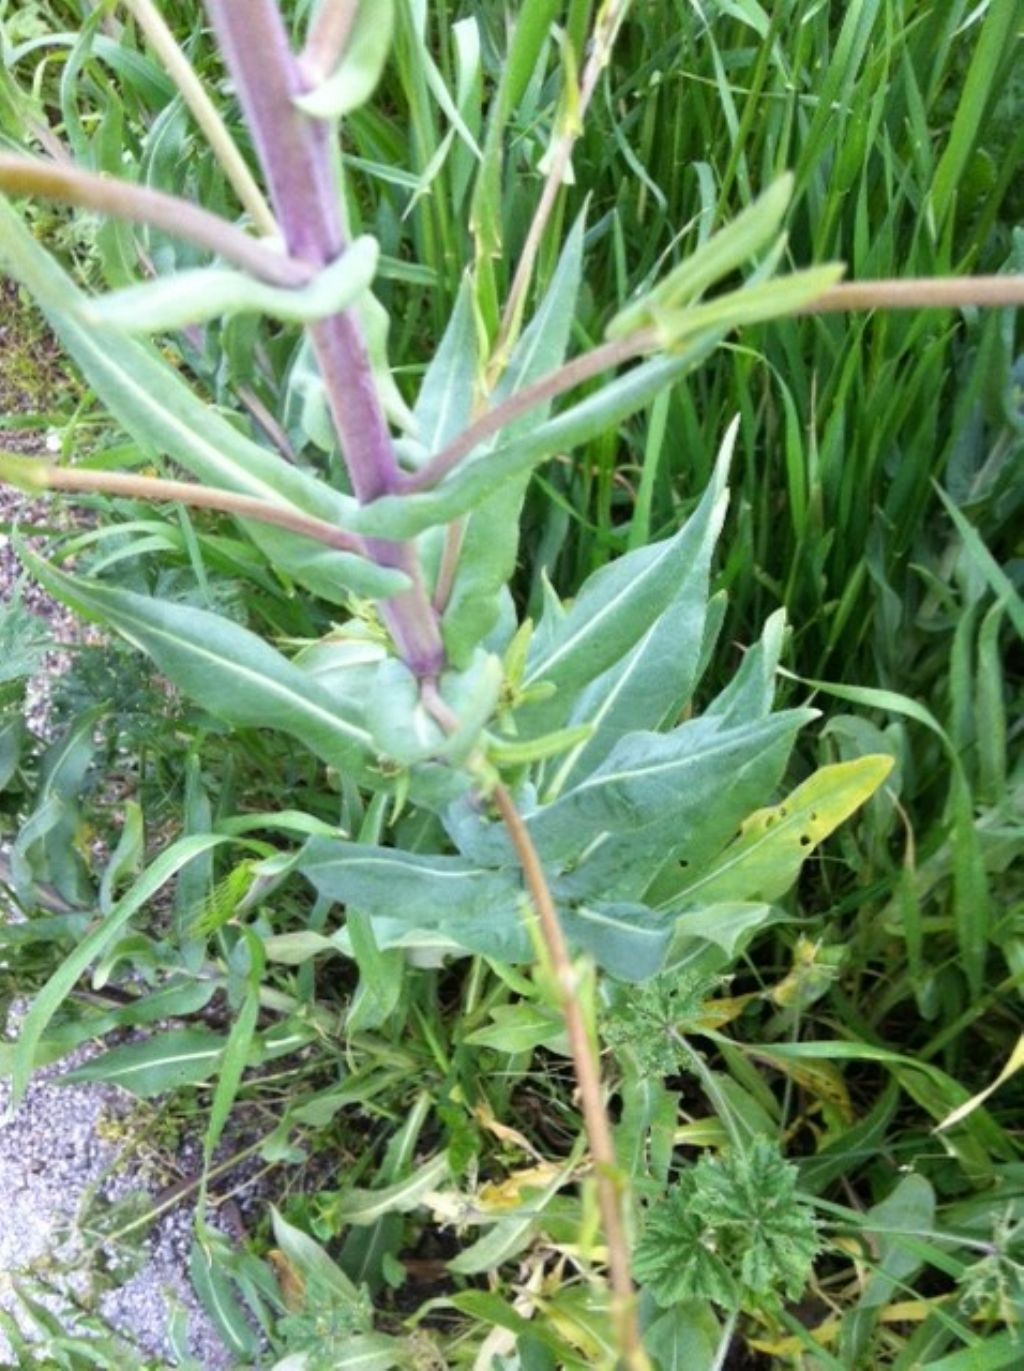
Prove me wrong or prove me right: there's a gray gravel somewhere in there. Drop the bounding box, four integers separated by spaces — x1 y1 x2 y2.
1 321 238 1366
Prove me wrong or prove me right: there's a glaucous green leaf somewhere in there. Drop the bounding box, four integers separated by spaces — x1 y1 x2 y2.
518 420 737 736
299 841 528 962
551 709 816 903
345 342 721 542
546 440 732 788
607 175 794 339
442 211 587 664
61 1028 225 1096
296 0 396 119
78 236 379 332
0 197 402 602
22 550 375 776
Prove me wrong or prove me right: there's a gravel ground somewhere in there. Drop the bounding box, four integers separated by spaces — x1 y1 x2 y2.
1 296 237 1366
0 1029 235 1368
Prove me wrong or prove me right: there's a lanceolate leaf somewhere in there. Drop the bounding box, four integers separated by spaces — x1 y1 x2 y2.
548 441 732 787
61 1028 226 1096
412 279 479 455
518 421 738 735
23 551 375 776
9 833 229 1110
346 341 722 541
549 709 817 902
78 236 379 332
300 841 528 962
662 756 894 908
442 212 588 663
0 197 402 602
296 0 396 119
560 902 671 982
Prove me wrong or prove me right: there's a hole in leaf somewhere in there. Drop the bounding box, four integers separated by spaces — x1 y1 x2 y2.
799 834 812 847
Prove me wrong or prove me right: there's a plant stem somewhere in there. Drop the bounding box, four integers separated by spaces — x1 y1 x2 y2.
410 270 1024 493
807 275 1024 312
492 784 648 1371
0 457 371 558
203 0 444 676
405 331 655 492
122 0 277 235
0 155 311 287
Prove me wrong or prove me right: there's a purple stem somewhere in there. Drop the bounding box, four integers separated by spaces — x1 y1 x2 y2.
203 0 444 676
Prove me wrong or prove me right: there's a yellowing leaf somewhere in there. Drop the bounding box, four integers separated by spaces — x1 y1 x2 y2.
936 1034 1024 1132
672 755 894 904
752 1046 854 1123
479 1162 567 1211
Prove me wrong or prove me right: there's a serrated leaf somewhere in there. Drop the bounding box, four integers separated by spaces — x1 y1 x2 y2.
60 1028 225 1096
78 236 378 332
22 551 375 776
665 756 894 907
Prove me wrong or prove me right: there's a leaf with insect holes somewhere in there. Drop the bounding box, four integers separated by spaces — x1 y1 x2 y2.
659 756 894 909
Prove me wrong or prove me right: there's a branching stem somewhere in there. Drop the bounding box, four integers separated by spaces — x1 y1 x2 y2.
0 156 311 287
492 784 648 1371
0 458 371 558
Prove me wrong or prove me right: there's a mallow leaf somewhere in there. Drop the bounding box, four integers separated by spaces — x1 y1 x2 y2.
22 550 375 777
